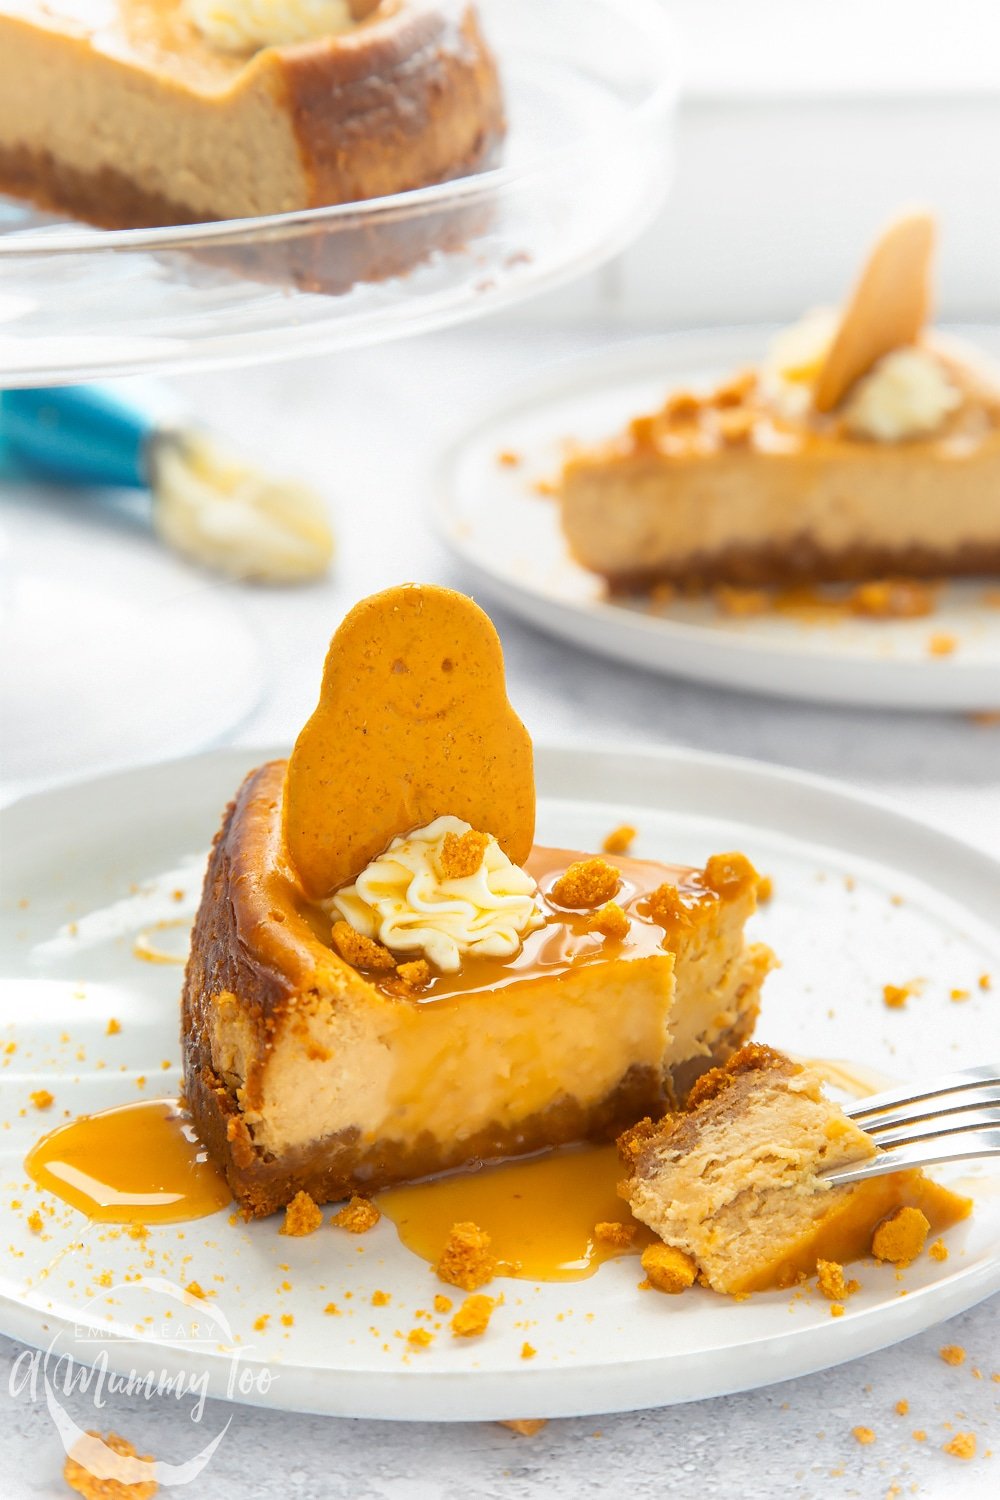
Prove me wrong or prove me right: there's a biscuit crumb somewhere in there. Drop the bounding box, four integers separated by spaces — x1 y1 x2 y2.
895 1399 909 1416
927 632 957 657
451 1293 495 1338
497 450 521 467
371 1290 391 1307
872 1207 929 1265
816 1260 855 1302
852 1426 876 1445
521 1342 536 1360
439 829 489 880
433 1294 452 1314
501 1420 547 1437
594 1221 636 1249
756 874 774 904
106 1018 121 1036
830 1304 844 1317
26 1209 43 1234
323 1303 340 1316
602 825 636 856
849 579 936 619
252 1315 269 1331
882 982 917 1010
436 1221 496 1290
407 1327 433 1349
63 1430 157 1500
979 973 991 991
280 1191 323 1238
912 1429 927 1442
640 1243 697 1294
943 1432 976 1460
397 959 432 990
939 1344 966 1367
331 1196 381 1234
551 858 620 909
331 921 396 972
184 1281 206 1299
280 1314 293 1327
587 903 629 941
949 988 970 1003
29 1089 54 1110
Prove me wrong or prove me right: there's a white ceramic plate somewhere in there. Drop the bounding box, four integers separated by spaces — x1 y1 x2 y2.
1 745 998 1421
433 330 1000 711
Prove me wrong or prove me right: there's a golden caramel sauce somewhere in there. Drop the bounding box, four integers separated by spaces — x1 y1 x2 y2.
735 1171 972 1294
377 1144 654 1282
26 1099 230 1224
366 846 718 1004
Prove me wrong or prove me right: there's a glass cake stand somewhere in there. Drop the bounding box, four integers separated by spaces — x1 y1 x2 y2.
0 0 678 387
0 0 676 790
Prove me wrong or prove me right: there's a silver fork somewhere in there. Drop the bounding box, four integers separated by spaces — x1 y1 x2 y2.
821 1064 1000 1186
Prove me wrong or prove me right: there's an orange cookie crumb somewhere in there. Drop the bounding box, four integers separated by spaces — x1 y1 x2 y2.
371 1290 391 1307
882 982 915 1010
280 1190 323 1238
756 874 774 904
640 1243 697 1294
184 1281 206 1299
872 1206 929 1265
280 1314 293 1328
396 959 432 990
439 828 489 880
594 1221 636 1249
816 1260 859 1302
451 1293 495 1338
106 1018 121 1036
587 903 629 941
912 1429 927 1442
26 1209 43 1234
928 1239 949 1262
829 1304 844 1318
497 450 521 467
331 1196 381 1234
943 1432 976 1460
979 973 992 991
939 1344 966 1366
436 1221 496 1290
521 1342 537 1360
950 988 970 1003
602 825 636 856
433 1294 452 1314
852 1426 876 1446
407 1327 433 1349
29 1089 54 1110
551 858 620 909
63 1430 157 1500
252 1315 269 1332
331 921 396 973
927 632 957 657
501 1420 547 1437
895 1399 909 1416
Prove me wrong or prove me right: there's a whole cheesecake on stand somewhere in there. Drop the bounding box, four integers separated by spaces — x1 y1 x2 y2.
0 0 505 229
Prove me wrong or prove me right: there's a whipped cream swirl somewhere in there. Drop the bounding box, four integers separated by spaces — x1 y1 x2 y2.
329 817 545 973
185 0 365 52
843 348 962 441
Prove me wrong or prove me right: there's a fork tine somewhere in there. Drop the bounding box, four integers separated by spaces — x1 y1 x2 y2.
862 1107 1000 1149
860 1088 1000 1135
823 1127 1000 1186
847 1065 1000 1120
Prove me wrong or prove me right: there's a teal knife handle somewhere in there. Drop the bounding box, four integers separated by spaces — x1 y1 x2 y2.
0 386 153 489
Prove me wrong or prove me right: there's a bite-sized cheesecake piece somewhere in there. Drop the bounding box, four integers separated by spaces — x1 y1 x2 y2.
181 584 772 1217
621 1045 971 1294
0 0 504 229
560 213 1000 590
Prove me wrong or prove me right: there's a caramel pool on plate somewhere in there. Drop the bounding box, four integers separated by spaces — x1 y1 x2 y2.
377 1143 652 1282
26 1098 230 1224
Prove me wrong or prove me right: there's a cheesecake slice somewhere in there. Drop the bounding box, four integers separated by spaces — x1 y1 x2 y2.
0 0 504 229
181 583 772 1218
621 1044 971 1294
560 214 1000 591
182 763 771 1217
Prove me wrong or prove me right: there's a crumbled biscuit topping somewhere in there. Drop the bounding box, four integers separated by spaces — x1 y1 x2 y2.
640 1243 697 1294
852 1426 876 1445
439 829 489 881
943 1432 976 1460
871 1206 929 1265
816 1260 860 1302
588 903 630 941
396 959 432 990
280 1190 323 1238
501 1419 548 1437
939 1344 966 1366
451 1293 496 1338
331 921 396 972
602 825 637 855
594 1221 636 1249
436 1221 496 1290
63 1430 158 1499
331 1196 381 1234
550 858 620 909
29 1089 54 1110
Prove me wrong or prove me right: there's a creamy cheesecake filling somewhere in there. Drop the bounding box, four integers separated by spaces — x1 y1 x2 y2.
185 0 372 52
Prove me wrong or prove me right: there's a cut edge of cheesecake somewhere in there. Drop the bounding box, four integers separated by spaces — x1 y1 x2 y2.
181 760 773 1218
620 1044 972 1295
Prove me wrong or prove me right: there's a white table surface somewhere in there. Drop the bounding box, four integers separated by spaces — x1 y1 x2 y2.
1 321 997 1498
